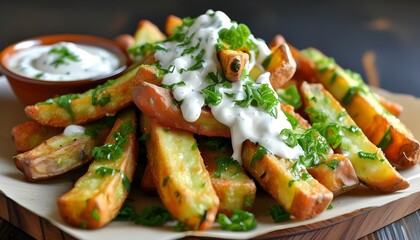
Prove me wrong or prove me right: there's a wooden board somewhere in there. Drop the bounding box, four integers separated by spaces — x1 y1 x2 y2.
1 192 418 240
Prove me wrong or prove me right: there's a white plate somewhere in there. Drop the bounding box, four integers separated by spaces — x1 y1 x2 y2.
0 76 419 240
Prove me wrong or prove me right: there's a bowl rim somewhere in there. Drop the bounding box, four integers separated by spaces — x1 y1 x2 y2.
0 34 129 85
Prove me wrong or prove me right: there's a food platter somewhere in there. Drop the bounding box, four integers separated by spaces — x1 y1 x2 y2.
0 75 419 240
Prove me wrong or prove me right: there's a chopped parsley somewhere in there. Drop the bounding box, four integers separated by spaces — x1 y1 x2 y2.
200 136 231 152
277 85 302 108
214 156 241 178
128 43 167 57
134 205 173 226
358 151 379 160
115 205 173 226
114 204 136 221
297 128 330 168
326 159 340 170
138 133 151 142
92 121 135 161
34 72 44 79
84 116 116 138
269 205 291 222
235 82 280 118
48 45 80 68
217 209 257 231
91 79 116 107
161 81 186 89
250 145 268 167
36 93 79 121
91 207 100 222
377 128 392 149
216 23 257 52
279 129 297 148
95 167 131 191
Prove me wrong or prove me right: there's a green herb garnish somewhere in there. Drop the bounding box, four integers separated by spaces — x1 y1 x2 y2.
279 128 297 148
217 209 257 231
91 208 100 222
114 204 136 221
235 82 279 118
269 205 291 222
277 85 302 108
216 24 257 52
326 159 340 170
358 151 378 160
92 122 134 161
134 206 173 226
250 145 268 167
91 79 116 107
49 46 80 68
214 156 241 178
128 43 167 57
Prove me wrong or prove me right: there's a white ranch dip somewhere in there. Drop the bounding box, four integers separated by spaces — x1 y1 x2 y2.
153 10 303 163
7 42 120 81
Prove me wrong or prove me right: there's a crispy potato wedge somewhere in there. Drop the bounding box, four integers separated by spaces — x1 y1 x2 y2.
218 50 249 82
300 48 419 169
301 82 409 192
133 20 166 48
25 64 160 127
165 15 183 37
308 154 359 197
58 107 137 229
13 117 114 182
140 114 219 230
280 103 359 196
132 82 230 137
376 93 403 117
242 140 333 220
140 161 156 192
263 39 296 90
198 137 256 215
11 121 63 152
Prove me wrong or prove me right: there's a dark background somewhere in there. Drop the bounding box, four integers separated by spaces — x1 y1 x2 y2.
1 0 419 96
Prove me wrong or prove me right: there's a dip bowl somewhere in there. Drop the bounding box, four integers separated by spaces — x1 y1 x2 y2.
0 34 129 105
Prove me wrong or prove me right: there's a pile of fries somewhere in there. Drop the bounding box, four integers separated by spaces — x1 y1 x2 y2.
11 11 419 231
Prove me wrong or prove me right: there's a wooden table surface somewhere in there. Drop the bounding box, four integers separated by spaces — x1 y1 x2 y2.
0 192 419 240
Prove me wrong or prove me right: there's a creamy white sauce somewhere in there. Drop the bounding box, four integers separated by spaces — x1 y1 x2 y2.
7 42 120 81
63 124 85 136
153 10 303 162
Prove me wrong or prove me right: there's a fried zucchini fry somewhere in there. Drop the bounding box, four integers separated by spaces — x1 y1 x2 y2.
25 64 161 127
13 117 115 182
140 114 219 230
58 107 137 229
11 121 63 152
300 82 409 192
301 48 419 169
198 137 256 215
132 82 230 137
242 140 333 220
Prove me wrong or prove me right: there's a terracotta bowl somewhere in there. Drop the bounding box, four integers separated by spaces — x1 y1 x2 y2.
0 34 129 105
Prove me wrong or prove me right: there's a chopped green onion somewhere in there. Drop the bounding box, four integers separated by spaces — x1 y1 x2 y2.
279 129 297 148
